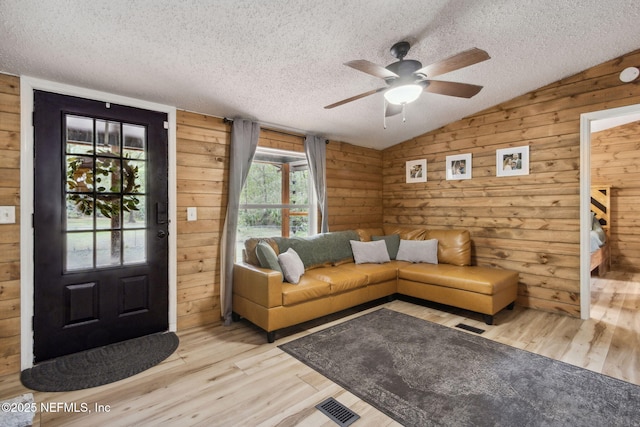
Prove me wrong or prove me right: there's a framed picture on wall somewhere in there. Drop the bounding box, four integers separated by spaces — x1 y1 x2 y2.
496 146 529 177
446 153 472 180
406 159 427 183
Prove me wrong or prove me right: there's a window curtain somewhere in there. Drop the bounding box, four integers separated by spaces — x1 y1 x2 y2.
304 135 329 233
220 119 260 324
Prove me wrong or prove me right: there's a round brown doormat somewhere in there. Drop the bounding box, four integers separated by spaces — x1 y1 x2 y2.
20 332 179 392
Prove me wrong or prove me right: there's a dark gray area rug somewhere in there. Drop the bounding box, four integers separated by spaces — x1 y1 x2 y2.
21 332 179 392
279 309 640 427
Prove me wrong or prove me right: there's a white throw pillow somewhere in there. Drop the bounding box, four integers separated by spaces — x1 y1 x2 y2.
350 240 391 264
277 248 305 284
396 239 438 264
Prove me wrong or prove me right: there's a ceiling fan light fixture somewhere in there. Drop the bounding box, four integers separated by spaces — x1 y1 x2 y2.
384 84 423 105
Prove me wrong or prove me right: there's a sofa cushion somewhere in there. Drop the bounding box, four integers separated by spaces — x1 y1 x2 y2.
355 228 384 242
256 241 282 276
339 262 400 284
426 229 471 266
281 277 332 306
398 264 518 295
305 266 368 294
278 248 305 284
383 225 428 240
396 239 438 264
372 234 400 259
350 240 391 264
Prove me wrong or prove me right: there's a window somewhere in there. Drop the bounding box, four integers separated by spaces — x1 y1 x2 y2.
236 147 317 260
65 115 147 271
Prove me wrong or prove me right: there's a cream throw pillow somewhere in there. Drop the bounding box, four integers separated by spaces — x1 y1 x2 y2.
350 240 391 264
277 248 305 284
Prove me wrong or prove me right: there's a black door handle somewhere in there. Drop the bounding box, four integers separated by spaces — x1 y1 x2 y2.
157 230 168 238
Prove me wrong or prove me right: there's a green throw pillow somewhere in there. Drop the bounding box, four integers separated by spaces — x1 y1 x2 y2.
255 241 283 278
372 234 401 260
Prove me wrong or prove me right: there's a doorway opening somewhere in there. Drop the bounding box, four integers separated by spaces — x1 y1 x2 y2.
579 103 640 319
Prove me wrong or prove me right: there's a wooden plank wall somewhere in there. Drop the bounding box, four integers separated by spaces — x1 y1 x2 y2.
258 128 304 151
176 112 230 330
591 120 640 272
382 48 640 317
0 74 20 375
327 141 383 231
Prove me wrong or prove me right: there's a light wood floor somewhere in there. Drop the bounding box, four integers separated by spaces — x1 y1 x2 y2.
1 272 639 426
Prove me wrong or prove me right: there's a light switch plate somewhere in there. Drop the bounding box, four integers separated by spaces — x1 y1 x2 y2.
0 206 15 224
187 207 197 221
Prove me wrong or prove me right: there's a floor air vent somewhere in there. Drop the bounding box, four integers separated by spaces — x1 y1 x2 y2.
456 323 485 334
315 397 360 426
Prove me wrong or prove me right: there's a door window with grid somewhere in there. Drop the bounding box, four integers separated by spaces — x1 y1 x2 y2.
65 115 147 271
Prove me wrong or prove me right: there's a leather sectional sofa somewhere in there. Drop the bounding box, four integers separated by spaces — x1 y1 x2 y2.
232 226 519 342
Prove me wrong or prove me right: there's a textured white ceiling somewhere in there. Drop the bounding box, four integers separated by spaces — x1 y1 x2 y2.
1 0 640 149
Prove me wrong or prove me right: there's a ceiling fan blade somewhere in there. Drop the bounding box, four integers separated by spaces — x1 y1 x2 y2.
345 60 399 80
324 87 387 109
415 48 490 78
424 80 483 98
385 103 403 117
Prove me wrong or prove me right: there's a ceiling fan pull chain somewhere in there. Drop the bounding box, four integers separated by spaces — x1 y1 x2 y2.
383 99 387 129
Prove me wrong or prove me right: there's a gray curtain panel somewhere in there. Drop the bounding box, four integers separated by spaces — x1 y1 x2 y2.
304 135 329 233
220 119 260 324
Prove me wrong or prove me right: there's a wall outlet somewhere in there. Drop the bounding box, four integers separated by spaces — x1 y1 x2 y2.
187 207 197 221
0 206 15 224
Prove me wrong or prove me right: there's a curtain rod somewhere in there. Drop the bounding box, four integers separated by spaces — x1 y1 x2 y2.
223 117 328 144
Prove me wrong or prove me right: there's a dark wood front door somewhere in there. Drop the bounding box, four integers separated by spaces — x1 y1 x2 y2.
33 91 169 362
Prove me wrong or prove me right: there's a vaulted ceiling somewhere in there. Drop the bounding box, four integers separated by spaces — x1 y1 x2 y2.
2 0 639 149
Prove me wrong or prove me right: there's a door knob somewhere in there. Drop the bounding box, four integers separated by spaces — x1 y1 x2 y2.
157 230 168 238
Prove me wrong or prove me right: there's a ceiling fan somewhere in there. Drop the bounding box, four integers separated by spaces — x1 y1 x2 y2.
324 41 490 118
